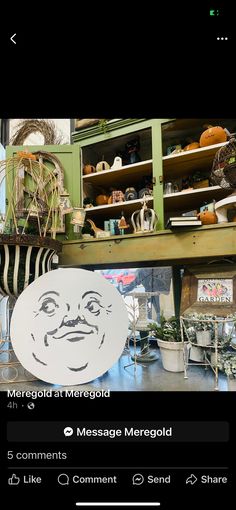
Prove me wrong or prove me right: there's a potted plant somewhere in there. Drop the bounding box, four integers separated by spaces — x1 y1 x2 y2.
195 314 214 346
217 352 236 391
183 313 236 367
149 315 185 372
184 313 213 346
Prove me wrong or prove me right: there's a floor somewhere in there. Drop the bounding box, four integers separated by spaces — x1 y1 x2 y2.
0 346 228 392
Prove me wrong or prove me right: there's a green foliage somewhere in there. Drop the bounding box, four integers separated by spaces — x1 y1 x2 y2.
218 352 236 378
184 313 214 331
149 315 181 342
183 313 236 347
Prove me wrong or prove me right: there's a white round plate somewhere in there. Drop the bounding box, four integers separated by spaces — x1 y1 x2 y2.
11 268 129 385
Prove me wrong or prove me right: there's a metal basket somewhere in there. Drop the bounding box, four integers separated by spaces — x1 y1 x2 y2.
210 137 236 189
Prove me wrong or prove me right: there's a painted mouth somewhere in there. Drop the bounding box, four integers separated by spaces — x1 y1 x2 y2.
53 330 94 341
68 362 88 372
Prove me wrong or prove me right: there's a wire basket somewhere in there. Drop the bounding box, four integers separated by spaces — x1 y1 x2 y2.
210 137 236 189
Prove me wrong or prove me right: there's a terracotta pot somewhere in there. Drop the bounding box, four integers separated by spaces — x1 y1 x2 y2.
200 126 227 147
83 164 96 175
95 195 109 206
198 211 218 225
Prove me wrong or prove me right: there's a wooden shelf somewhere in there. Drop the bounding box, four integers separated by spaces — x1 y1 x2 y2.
163 142 228 180
82 159 152 188
164 185 232 212
84 196 153 218
60 223 236 267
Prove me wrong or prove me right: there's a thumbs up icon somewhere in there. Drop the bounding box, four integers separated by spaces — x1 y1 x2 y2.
8 474 20 485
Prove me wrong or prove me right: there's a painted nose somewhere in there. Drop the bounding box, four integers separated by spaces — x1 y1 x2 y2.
63 314 85 327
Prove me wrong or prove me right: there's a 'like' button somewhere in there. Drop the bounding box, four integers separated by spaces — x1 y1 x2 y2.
8 474 20 485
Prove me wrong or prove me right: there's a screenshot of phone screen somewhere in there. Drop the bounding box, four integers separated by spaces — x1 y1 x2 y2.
0 5 235 510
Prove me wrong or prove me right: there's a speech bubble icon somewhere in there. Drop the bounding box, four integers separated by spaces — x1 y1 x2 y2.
132 473 144 485
64 427 74 437
58 473 69 485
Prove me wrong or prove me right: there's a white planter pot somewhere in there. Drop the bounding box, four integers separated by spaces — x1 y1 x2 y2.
196 330 211 347
228 377 236 391
157 339 184 372
190 345 204 362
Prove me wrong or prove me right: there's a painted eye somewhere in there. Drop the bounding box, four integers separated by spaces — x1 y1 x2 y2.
40 298 58 316
85 300 102 316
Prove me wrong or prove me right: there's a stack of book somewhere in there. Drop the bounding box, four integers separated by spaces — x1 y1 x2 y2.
166 216 202 228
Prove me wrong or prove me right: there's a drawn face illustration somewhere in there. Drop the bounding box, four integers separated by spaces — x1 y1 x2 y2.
11 269 129 385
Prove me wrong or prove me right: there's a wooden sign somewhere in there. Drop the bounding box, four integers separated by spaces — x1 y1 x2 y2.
180 264 236 316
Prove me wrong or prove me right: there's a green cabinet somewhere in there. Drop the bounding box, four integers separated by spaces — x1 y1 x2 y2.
72 118 168 232
6 118 232 242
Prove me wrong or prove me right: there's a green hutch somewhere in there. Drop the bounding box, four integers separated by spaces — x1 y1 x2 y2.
6 118 236 314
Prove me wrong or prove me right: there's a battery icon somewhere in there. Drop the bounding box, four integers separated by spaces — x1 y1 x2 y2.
210 9 220 16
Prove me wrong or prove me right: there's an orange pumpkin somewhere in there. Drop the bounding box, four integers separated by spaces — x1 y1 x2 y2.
183 142 200 151
198 211 218 225
95 194 109 206
200 126 227 147
83 164 96 175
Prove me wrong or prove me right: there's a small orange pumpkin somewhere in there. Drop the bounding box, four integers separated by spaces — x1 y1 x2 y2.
183 142 200 151
198 211 218 225
83 164 96 175
200 126 227 147
95 194 109 206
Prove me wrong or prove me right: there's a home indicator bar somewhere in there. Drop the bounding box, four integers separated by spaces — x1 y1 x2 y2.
75 504 161 508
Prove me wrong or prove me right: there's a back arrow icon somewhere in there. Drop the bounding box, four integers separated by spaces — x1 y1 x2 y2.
10 33 16 44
